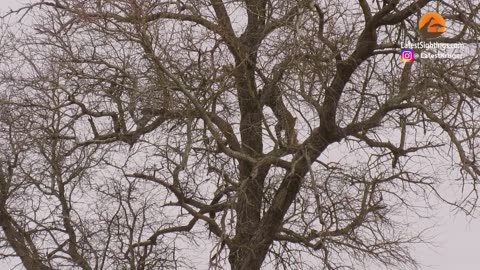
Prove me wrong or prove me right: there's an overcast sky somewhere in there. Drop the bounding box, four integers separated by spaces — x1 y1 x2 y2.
0 1 479 269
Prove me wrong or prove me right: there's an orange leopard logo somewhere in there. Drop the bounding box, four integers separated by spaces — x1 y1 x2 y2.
418 11 445 39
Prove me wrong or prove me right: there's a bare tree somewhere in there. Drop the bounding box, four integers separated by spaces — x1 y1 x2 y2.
1 0 480 269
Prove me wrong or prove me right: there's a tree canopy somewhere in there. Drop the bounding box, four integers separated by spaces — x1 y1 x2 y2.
0 0 479 269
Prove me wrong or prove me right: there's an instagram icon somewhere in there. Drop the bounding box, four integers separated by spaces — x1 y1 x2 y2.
400 49 414 62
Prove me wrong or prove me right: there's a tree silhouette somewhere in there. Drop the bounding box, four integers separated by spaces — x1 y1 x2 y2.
0 0 479 269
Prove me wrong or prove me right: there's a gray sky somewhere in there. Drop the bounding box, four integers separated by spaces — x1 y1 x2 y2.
375 207 480 270
420 214 480 270
0 1 479 269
